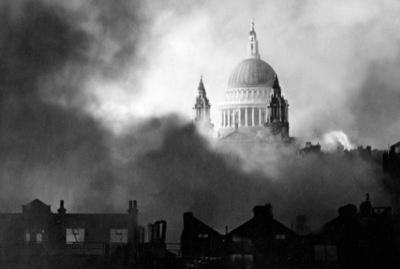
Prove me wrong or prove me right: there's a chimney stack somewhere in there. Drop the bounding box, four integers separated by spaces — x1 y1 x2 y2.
148 223 154 242
160 220 167 243
128 200 139 214
57 200 66 214
253 204 273 219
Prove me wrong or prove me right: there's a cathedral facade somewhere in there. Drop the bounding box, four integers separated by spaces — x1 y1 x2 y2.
193 20 293 146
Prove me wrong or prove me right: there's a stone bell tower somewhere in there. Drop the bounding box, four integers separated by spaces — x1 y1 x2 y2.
192 76 212 127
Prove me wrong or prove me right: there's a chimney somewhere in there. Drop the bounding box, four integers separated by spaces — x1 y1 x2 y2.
253 204 273 219
148 223 154 242
128 200 139 214
183 212 194 227
251 203 275 269
366 146 371 154
154 221 160 241
160 220 167 243
57 200 66 214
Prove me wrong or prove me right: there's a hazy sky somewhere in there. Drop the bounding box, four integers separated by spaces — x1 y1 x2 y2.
86 0 400 149
1 0 399 242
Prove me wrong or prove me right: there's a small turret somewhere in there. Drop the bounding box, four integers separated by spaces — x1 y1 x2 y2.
192 76 212 127
247 18 260 59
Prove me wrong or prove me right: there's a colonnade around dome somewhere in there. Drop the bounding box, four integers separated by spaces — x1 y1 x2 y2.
219 106 267 128
191 19 293 143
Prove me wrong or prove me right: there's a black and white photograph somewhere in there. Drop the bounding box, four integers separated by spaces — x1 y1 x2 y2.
0 0 399 268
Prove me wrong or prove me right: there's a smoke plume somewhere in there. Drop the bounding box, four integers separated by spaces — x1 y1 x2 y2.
0 0 397 244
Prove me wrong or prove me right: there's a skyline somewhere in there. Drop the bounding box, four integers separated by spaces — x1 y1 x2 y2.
83 0 400 150
0 0 399 242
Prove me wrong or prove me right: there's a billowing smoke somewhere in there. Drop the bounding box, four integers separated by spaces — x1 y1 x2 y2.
0 0 397 244
0 0 146 211
125 0 400 149
323 131 355 150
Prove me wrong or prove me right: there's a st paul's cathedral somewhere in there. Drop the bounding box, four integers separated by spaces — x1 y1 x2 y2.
192 20 294 149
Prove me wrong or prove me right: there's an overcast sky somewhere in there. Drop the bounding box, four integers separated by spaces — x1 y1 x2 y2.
84 0 400 149
1 0 399 242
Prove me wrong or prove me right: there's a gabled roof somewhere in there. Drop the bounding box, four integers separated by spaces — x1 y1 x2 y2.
27 199 49 207
183 213 222 238
391 141 400 148
22 199 51 214
227 217 298 239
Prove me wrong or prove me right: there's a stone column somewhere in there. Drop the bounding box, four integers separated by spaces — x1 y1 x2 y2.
286 105 289 122
239 108 242 127
266 108 269 123
252 107 255 126
259 108 262 126
222 110 226 127
228 109 231 127
245 108 248 126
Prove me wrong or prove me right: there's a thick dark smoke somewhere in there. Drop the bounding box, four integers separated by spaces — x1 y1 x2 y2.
0 0 396 244
0 0 145 211
111 118 389 241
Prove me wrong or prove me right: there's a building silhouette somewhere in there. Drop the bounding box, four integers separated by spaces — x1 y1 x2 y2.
0 199 174 269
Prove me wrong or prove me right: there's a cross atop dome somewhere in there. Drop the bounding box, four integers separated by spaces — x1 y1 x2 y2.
247 18 260 59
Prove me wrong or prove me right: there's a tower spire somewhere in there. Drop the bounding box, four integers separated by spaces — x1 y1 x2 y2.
198 75 205 96
192 76 211 126
247 17 260 59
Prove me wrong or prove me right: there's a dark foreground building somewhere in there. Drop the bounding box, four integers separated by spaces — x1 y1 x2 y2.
0 199 174 269
180 204 305 269
224 204 303 269
181 201 400 269
383 141 400 178
311 196 400 269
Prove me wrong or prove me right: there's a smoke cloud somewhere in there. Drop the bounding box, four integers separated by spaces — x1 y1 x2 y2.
0 0 397 244
0 0 146 211
124 0 400 149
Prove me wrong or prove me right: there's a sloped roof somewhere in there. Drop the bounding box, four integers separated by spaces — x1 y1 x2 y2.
227 217 298 239
391 141 400 148
22 199 51 213
184 213 222 238
27 199 49 207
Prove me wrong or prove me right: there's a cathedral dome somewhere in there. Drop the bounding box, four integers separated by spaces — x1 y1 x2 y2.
228 58 276 89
